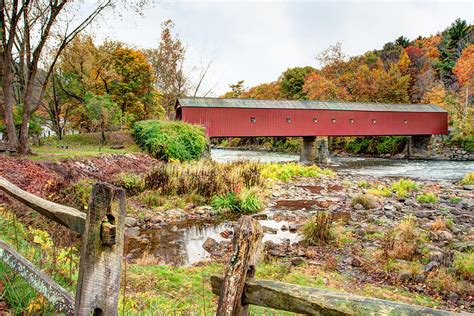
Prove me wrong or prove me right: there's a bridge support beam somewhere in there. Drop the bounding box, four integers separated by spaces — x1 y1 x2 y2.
300 137 331 165
408 135 432 158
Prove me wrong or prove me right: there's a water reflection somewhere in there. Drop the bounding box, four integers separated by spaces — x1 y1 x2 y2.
126 219 300 266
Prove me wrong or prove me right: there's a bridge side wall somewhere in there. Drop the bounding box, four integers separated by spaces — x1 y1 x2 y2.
181 107 448 137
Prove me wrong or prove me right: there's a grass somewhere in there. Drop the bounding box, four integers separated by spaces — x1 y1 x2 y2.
460 171 474 185
416 192 438 204
381 215 426 261
301 211 334 245
211 188 264 214
261 162 335 182
145 160 264 198
351 194 378 209
0 208 78 314
453 251 474 281
29 131 141 161
115 172 145 195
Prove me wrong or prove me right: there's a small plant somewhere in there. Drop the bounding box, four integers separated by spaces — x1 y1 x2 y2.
116 172 145 195
211 189 263 214
416 192 438 204
239 189 264 214
61 178 94 210
391 179 420 198
449 196 461 204
431 217 447 231
367 185 392 197
301 211 334 245
382 215 424 261
211 192 240 213
453 251 474 281
351 194 377 210
357 180 368 188
460 172 474 185
139 191 164 208
333 224 354 246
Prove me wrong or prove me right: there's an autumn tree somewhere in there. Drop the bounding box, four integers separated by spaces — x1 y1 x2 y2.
146 19 187 118
222 80 245 98
51 35 163 133
303 72 348 101
84 92 122 143
280 66 315 99
240 81 283 100
436 19 472 89
0 0 149 154
109 47 162 123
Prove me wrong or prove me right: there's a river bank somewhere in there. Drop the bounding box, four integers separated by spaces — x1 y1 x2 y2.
0 152 473 313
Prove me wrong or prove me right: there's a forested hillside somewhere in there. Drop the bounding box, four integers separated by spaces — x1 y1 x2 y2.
222 19 473 153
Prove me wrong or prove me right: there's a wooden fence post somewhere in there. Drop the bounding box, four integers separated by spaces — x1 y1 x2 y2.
216 215 263 316
74 183 126 316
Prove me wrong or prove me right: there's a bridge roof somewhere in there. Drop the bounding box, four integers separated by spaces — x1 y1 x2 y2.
177 98 447 113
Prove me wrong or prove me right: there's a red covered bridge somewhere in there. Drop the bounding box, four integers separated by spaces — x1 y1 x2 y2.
176 98 448 162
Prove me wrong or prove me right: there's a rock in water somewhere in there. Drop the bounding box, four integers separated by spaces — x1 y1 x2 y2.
202 237 219 254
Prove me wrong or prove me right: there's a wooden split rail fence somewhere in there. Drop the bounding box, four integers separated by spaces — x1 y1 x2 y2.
0 176 125 315
0 176 461 315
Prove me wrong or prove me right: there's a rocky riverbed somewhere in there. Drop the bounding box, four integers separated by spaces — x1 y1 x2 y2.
123 173 474 312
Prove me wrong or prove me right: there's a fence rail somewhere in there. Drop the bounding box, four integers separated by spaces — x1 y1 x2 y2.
0 176 125 315
212 216 458 316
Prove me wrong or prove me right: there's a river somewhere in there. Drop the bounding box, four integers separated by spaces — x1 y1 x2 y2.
211 148 474 181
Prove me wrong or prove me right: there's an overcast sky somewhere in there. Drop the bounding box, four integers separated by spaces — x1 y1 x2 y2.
85 0 472 96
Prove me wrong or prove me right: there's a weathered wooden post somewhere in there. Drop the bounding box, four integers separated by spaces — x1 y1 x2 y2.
215 215 263 316
74 183 126 316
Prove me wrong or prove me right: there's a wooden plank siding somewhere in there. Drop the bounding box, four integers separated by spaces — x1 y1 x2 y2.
181 107 448 137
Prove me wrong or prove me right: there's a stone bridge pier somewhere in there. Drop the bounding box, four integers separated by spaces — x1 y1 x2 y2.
408 135 433 158
300 136 331 165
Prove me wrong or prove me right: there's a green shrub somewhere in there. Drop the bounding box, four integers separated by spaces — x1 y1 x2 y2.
416 193 438 204
262 162 335 182
301 211 334 245
342 136 408 155
391 179 420 198
351 194 377 209
453 251 474 281
134 120 208 161
460 172 474 185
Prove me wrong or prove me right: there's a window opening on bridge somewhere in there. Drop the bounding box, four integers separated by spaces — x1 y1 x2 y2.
331 118 336 124
349 118 354 124
286 117 291 123
372 119 377 124
312 118 318 123
250 117 256 123
404 119 408 124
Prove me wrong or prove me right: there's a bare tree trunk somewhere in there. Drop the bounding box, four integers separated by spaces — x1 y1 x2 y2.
2 57 18 148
